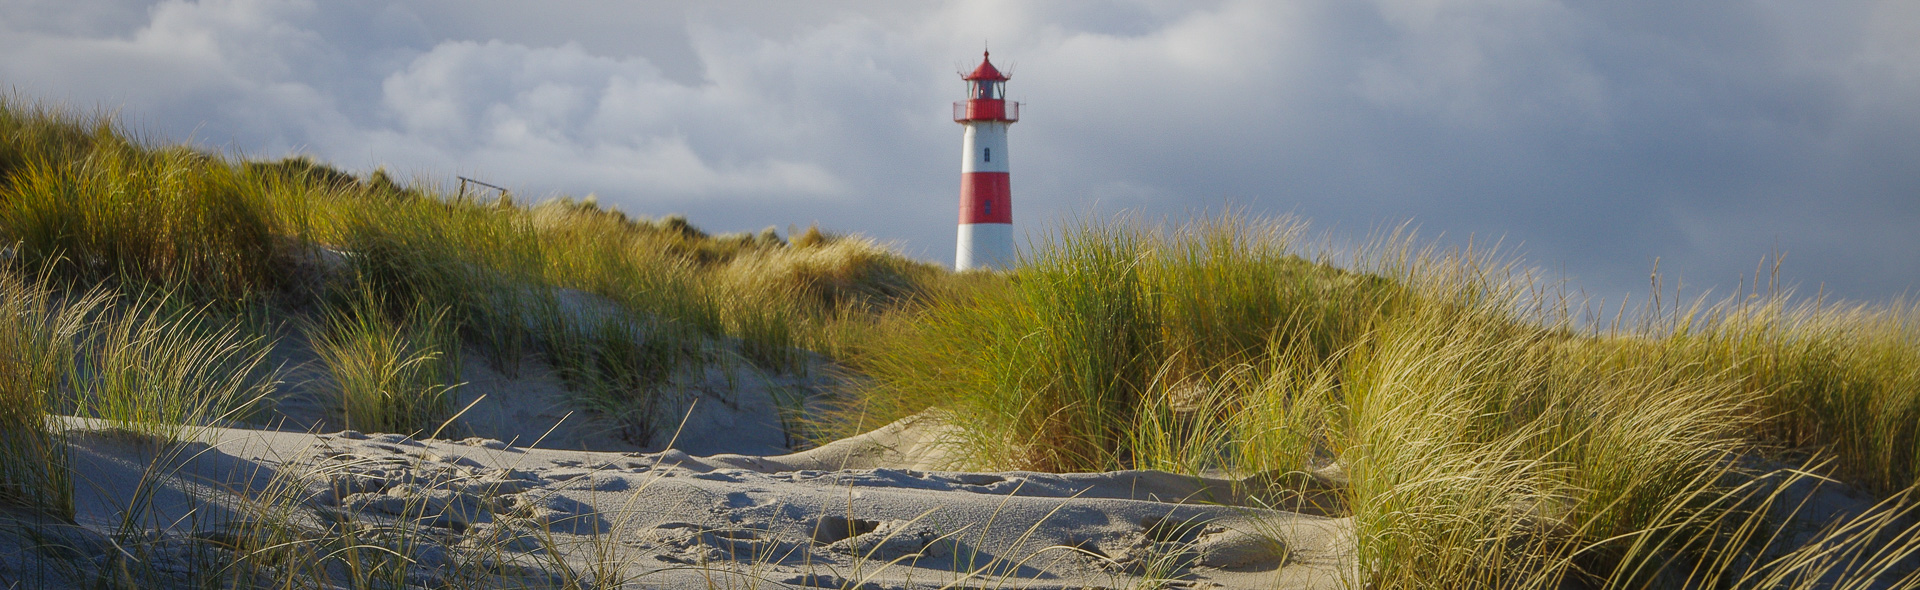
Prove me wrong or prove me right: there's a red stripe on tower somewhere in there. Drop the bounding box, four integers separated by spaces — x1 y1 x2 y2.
958 172 1012 224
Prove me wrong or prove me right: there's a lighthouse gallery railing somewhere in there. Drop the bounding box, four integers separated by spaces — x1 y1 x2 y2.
954 101 1019 122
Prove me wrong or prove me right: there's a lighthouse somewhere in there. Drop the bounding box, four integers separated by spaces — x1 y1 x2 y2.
953 51 1019 271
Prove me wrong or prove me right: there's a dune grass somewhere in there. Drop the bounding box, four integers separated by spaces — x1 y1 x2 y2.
311 285 463 437
69 295 279 440
540 305 690 444
841 215 1399 472
839 215 1920 587
0 140 286 303
0 97 932 446
0 269 103 519
313 181 549 369
0 268 276 526
0 95 123 191
1672 298 1920 497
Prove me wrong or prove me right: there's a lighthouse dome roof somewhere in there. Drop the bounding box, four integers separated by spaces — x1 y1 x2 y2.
963 51 1008 81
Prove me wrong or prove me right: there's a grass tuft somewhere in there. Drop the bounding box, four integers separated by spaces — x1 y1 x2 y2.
0 268 101 518
312 285 463 437
70 294 279 439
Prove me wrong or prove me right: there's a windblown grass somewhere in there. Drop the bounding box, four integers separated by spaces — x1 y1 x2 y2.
1669 297 1920 497
0 95 122 186
0 97 931 445
0 268 274 523
841 214 1920 587
529 199 721 337
539 304 689 444
0 269 102 518
0 143 286 302
311 286 462 437
843 215 1398 472
68 294 279 439
315 186 546 368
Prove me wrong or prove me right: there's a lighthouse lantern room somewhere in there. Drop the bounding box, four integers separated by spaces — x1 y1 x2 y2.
953 51 1019 271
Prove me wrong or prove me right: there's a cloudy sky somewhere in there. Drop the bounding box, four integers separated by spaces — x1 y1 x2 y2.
3 0 1916 306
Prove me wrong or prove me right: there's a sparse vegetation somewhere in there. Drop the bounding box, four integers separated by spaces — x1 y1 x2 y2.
69 294 278 438
0 268 101 519
312 286 463 437
539 304 688 443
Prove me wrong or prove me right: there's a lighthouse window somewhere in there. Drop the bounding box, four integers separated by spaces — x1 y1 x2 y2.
984 148 991 162
970 81 1003 100
984 199 992 216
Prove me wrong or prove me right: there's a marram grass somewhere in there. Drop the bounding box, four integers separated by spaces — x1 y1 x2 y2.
0 268 102 518
71 294 278 439
842 214 1400 473
0 97 921 444
0 144 285 302
0 269 276 520
842 215 1920 587
312 286 462 437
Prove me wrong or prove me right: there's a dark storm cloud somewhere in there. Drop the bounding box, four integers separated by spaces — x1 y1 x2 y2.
0 0 1913 303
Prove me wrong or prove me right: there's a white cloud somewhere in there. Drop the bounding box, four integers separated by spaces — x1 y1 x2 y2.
364 32 875 200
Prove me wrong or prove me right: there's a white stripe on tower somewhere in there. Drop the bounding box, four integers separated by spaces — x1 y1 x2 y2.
961 122 1009 175
954 50 1017 271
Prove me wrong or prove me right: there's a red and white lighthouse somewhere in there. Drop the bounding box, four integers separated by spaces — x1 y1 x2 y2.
953 51 1019 270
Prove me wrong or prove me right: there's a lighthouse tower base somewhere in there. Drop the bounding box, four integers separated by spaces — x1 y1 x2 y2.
956 223 1014 270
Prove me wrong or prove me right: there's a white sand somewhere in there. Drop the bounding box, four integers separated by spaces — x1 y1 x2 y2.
28 413 1355 589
